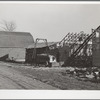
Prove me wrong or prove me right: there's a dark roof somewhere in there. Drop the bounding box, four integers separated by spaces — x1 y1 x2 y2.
27 42 57 49
0 31 34 48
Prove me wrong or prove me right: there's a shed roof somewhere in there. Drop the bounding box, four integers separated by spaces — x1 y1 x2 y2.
27 42 57 49
0 31 34 48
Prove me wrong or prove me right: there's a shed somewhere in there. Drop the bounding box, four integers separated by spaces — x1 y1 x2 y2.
25 42 70 64
25 42 57 63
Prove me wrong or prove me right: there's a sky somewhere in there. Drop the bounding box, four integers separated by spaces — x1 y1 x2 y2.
0 2 100 42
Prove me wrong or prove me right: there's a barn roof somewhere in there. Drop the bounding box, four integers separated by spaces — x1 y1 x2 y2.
27 42 57 49
0 31 34 48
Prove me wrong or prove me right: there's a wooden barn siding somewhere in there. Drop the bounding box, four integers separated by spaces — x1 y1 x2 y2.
0 48 25 61
0 31 34 48
25 46 70 63
92 33 100 67
59 46 70 61
93 44 100 67
25 47 48 63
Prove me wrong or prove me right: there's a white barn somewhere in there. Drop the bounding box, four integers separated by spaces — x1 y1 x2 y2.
0 31 34 62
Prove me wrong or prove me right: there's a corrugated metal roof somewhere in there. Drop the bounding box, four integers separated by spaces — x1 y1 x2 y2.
27 42 57 49
0 31 34 48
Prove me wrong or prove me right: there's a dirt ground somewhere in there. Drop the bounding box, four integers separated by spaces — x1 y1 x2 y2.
0 62 58 89
6 62 100 90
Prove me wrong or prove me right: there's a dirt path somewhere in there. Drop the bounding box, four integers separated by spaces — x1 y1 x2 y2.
0 62 58 89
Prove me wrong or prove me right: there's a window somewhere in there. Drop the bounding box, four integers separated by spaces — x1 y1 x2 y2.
95 32 100 42
96 32 100 38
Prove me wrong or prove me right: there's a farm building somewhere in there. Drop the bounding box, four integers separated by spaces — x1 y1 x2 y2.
93 30 100 67
0 31 34 62
25 42 57 64
25 42 70 65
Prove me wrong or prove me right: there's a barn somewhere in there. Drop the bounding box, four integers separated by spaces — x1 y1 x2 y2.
0 31 34 62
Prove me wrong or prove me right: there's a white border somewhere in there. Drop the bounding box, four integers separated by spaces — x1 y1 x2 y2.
0 1 100 4
0 1 100 99
0 90 100 99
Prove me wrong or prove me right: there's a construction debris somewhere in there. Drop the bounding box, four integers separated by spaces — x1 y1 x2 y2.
62 26 100 67
61 67 100 83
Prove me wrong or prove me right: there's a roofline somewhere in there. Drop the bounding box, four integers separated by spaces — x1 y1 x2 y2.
0 47 27 48
0 31 30 33
0 31 34 42
0 31 33 36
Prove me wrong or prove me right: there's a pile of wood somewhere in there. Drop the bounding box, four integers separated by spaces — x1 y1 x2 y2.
64 67 100 82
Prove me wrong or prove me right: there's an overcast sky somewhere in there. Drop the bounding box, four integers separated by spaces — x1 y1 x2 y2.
0 3 100 42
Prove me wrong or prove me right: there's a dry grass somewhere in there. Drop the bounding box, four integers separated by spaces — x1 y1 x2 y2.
7 63 100 90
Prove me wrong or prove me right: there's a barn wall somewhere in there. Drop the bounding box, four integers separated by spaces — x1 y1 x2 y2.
93 32 100 67
25 47 47 63
59 46 70 61
9 48 25 62
0 48 25 62
26 45 70 64
0 48 11 57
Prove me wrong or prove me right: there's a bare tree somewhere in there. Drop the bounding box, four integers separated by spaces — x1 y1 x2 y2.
0 20 16 32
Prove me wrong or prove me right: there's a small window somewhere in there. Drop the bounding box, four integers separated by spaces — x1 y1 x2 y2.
96 32 100 38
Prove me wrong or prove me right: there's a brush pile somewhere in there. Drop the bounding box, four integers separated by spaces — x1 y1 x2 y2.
64 67 100 82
